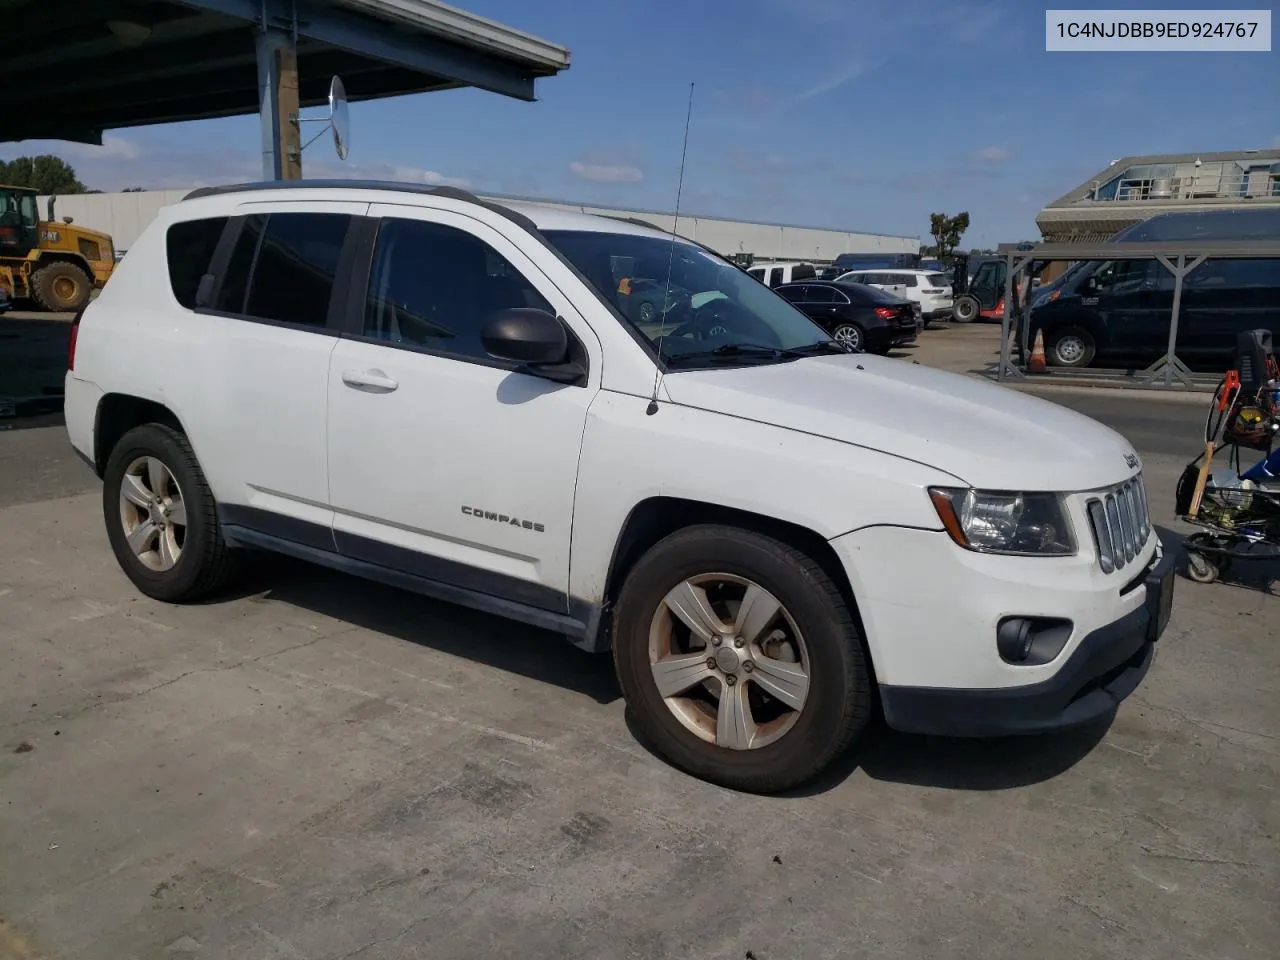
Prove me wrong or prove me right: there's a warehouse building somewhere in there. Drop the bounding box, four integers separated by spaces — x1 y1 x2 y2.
37 187 919 264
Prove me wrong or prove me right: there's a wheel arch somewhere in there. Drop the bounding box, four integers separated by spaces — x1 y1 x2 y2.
31 251 94 277
93 393 189 478
589 496 876 681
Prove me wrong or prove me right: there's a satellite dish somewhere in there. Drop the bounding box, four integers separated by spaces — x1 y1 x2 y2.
329 76 350 161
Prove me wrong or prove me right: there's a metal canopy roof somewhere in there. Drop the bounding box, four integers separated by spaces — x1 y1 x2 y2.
996 239 1280 260
0 0 570 145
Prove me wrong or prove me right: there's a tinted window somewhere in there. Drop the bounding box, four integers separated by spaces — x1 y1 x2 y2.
363 218 552 360
215 214 265 314
899 274 917 287
778 285 805 303
791 264 817 282
243 212 351 327
926 273 950 287
1188 258 1280 289
1093 259 1170 293
166 217 228 309
806 286 835 304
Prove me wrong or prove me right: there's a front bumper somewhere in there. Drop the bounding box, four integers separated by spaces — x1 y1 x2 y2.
879 545 1175 737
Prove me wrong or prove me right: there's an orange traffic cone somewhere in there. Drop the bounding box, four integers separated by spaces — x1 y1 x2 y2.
1027 329 1048 374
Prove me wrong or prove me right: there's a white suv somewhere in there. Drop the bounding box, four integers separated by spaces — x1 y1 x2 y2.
836 268 954 322
64 181 1174 792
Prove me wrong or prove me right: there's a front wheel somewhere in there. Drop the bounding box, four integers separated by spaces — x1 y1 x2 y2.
831 323 864 352
1186 551 1220 584
952 295 979 323
1047 325 1097 367
612 524 871 793
30 261 93 312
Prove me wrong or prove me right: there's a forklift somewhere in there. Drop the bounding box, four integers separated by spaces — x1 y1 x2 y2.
0 186 116 312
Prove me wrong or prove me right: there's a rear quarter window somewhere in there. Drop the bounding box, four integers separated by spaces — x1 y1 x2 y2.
166 216 229 308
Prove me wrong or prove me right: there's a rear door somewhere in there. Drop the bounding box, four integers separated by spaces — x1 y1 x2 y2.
188 201 366 536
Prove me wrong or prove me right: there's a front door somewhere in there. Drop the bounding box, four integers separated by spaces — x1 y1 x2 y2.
325 204 601 612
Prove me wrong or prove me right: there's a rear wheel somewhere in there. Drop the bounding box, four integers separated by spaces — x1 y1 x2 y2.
1186 551 1220 584
30 261 92 312
613 524 871 793
831 323 864 352
952 295 979 322
103 423 239 602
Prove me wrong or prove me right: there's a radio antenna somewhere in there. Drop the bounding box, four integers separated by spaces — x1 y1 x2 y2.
647 81 695 416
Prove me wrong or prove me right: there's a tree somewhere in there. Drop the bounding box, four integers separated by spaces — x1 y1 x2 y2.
928 212 971 263
122 187 146 192
0 155 89 194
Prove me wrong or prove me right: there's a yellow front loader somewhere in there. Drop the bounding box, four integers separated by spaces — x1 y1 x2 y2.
0 185 115 312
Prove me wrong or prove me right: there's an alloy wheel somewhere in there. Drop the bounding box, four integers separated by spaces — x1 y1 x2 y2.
648 573 810 751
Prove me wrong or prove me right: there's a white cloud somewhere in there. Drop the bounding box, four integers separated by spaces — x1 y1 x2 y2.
569 161 643 184
797 56 880 100
973 145 1010 163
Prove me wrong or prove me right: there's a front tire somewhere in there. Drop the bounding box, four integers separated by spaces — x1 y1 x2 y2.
102 423 238 602
613 524 871 793
952 295 979 322
30 261 92 312
1047 325 1096 367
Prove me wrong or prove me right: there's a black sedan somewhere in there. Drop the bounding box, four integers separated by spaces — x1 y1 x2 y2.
774 280 920 354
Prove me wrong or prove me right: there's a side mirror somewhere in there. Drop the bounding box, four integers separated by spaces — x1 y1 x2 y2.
481 308 584 384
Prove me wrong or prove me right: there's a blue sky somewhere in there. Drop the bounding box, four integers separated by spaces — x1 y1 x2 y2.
3 0 1277 247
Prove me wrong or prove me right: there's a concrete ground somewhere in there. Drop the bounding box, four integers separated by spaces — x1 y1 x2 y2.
2 319 1278 960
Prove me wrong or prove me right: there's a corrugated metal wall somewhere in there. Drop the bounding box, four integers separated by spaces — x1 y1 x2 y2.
37 189 918 261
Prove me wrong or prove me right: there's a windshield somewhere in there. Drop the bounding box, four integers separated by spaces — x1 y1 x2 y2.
542 229 839 364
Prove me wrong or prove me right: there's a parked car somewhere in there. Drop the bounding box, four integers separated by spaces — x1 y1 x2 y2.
775 280 920 353
837 268 954 323
64 180 1174 793
745 261 817 288
1030 208 1280 368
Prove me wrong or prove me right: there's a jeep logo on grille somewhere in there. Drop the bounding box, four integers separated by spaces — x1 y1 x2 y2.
1124 453 1139 470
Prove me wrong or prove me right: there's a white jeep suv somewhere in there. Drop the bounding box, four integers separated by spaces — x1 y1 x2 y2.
64 181 1174 793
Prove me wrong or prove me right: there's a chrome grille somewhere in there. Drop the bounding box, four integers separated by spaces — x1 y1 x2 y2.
1087 475 1151 574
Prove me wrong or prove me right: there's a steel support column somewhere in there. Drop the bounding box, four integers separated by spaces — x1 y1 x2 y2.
256 26 301 180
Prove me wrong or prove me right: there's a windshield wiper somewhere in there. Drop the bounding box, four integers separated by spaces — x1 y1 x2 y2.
664 343 802 365
789 340 851 356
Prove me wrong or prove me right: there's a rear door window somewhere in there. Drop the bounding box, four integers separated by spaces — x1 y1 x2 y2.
805 286 835 304
244 213 352 326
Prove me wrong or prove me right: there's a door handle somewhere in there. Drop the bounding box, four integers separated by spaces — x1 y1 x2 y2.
341 369 399 393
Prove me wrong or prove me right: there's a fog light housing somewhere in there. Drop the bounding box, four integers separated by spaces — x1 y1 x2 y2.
997 616 1073 665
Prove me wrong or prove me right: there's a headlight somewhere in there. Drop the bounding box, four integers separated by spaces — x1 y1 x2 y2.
928 488 1076 556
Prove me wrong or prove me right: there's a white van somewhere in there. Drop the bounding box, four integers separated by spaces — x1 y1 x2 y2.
64 180 1174 793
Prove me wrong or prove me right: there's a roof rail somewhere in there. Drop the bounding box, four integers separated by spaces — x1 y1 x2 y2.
179 178 542 235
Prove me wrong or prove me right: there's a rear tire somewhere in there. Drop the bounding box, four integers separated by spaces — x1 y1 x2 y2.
952 295 979 323
30 261 92 312
612 524 871 793
831 323 865 352
102 423 239 602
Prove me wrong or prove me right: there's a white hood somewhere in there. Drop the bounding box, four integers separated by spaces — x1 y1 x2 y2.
662 354 1141 491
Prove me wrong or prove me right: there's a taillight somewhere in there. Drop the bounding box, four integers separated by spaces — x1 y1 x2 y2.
873 306 896 320
67 308 84 371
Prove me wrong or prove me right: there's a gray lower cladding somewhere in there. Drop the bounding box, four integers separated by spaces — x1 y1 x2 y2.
217 505 607 652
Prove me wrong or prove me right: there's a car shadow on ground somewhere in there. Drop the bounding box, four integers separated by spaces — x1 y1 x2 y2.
222 550 1119 795
221 552 624 705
